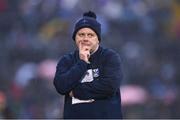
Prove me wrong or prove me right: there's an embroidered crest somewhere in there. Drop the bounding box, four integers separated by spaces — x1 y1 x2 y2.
93 68 99 77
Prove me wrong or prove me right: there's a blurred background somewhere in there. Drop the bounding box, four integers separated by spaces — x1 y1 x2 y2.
0 0 180 119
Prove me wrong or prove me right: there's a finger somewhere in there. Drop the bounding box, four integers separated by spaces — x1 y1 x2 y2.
79 41 82 51
84 50 90 58
87 53 90 59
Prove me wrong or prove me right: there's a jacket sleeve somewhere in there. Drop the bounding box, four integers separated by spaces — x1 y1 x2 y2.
72 52 123 100
53 55 88 95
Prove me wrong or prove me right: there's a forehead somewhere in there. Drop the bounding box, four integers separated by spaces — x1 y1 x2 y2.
77 27 95 33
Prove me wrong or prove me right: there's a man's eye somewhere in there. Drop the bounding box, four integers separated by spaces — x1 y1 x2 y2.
88 33 94 37
79 33 84 37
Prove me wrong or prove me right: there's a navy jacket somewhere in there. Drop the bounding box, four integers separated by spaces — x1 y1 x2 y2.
54 46 123 119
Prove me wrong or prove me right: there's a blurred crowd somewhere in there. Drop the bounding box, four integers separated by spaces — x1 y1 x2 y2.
0 0 180 119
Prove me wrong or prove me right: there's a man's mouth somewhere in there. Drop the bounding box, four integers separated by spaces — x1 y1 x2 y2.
81 43 91 46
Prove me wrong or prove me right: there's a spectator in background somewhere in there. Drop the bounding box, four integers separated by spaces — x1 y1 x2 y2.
53 11 123 119
0 91 14 118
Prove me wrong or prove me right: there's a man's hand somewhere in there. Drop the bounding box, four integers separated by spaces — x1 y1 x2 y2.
79 42 90 63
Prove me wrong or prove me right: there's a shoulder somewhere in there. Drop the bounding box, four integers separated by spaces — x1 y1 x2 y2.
101 47 120 58
57 51 76 65
100 47 122 64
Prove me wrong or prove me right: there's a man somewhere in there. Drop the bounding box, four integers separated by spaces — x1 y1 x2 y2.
54 11 123 119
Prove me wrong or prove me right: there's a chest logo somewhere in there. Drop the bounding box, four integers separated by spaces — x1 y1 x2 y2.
93 68 99 78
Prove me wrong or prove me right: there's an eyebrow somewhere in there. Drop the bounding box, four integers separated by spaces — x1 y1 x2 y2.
78 32 95 34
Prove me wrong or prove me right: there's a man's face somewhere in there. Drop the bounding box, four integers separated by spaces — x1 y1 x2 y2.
75 28 99 53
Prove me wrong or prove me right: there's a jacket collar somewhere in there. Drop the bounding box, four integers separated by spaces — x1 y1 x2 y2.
89 46 102 61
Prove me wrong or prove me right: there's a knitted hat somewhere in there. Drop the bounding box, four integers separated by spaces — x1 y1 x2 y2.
72 11 101 41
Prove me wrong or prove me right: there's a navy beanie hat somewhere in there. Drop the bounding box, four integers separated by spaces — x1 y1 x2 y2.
72 11 101 42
